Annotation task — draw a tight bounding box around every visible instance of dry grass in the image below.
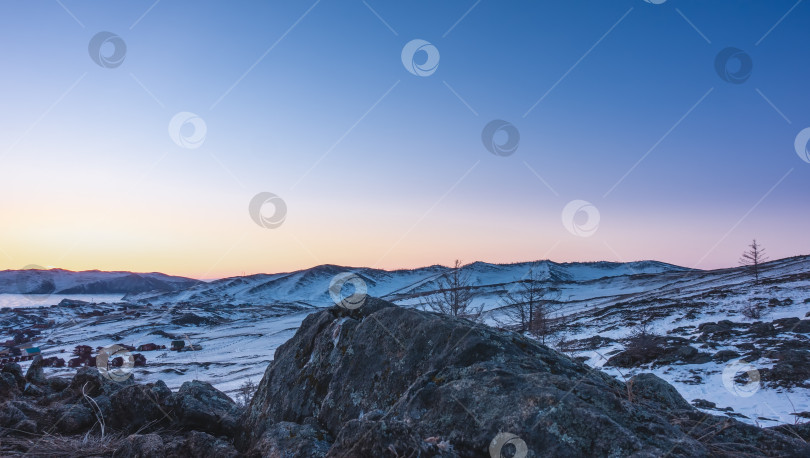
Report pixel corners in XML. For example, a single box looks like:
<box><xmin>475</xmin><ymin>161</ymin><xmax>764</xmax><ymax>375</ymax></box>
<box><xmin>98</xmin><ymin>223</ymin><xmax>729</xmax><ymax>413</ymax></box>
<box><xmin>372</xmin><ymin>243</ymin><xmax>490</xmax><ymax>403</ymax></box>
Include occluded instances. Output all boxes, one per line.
<box><xmin>1</xmin><ymin>432</ymin><xmax>127</xmax><ymax>457</ymax></box>
<box><xmin>669</xmin><ymin>412</ymin><xmax>777</xmax><ymax>458</ymax></box>
<box><xmin>81</xmin><ymin>382</ymin><xmax>106</xmax><ymax>439</ymax></box>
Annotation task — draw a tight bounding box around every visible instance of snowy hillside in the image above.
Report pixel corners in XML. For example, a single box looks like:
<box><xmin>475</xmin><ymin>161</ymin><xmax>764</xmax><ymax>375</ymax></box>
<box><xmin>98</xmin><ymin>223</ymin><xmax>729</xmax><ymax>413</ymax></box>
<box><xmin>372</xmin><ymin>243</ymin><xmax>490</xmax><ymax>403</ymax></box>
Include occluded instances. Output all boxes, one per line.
<box><xmin>0</xmin><ymin>269</ymin><xmax>200</xmax><ymax>295</ymax></box>
<box><xmin>123</xmin><ymin>259</ymin><xmax>686</xmax><ymax>307</ymax></box>
<box><xmin>1</xmin><ymin>256</ymin><xmax>808</xmax><ymax>429</ymax></box>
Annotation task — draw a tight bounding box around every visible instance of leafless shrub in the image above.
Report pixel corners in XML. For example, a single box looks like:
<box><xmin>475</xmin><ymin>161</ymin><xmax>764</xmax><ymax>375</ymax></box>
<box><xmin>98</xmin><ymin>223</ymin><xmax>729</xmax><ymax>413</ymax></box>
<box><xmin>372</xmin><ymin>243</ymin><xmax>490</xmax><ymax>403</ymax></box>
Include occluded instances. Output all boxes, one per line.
<box><xmin>740</xmin><ymin>302</ymin><xmax>762</xmax><ymax>320</ymax></box>
<box><xmin>622</xmin><ymin>319</ymin><xmax>664</xmax><ymax>363</ymax></box>
<box><xmin>236</xmin><ymin>379</ymin><xmax>257</xmax><ymax>407</ymax></box>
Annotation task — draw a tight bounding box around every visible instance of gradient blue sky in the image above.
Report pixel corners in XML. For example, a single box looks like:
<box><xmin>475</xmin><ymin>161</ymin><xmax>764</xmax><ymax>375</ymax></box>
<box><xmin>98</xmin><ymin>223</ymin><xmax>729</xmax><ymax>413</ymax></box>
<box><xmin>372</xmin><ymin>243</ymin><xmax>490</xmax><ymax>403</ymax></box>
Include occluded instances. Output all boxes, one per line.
<box><xmin>1</xmin><ymin>0</ymin><xmax>808</xmax><ymax>278</ymax></box>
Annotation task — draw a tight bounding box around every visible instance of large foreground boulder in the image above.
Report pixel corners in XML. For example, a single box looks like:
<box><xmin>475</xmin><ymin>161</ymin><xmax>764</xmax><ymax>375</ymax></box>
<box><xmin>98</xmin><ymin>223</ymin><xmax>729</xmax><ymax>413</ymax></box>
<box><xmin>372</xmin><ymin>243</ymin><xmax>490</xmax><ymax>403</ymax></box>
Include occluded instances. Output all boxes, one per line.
<box><xmin>239</xmin><ymin>298</ymin><xmax>810</xmax><ymax>457</ymax></box>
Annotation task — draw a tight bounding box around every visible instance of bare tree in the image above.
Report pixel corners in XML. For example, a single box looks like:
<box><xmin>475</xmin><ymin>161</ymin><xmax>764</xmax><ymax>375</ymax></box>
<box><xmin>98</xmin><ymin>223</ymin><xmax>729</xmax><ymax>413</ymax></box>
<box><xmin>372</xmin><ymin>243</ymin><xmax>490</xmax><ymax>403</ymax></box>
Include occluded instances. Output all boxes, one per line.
<box><xmin>421</xmin><ymin>260</ymin><xmax>481</xmax><ymax>320</ymax></box>
<box><xmin>500</xmin><ymin>267</ymin><xmax>559</xmax><ymax>343</ymax></box>
<box><xmin>740</xmin><ymin>239</ymin><xmax>768</xmax><ymax>285</ymax></box>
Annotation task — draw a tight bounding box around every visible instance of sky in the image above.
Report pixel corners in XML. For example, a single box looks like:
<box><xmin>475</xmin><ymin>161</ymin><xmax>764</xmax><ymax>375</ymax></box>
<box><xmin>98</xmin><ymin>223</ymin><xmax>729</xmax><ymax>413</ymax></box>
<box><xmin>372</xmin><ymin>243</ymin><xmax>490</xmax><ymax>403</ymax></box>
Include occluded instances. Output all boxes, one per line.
<box><xmin>0</xmin><ymin>0</ymin><xmax>808</xmax><ymax>279</ymax></box>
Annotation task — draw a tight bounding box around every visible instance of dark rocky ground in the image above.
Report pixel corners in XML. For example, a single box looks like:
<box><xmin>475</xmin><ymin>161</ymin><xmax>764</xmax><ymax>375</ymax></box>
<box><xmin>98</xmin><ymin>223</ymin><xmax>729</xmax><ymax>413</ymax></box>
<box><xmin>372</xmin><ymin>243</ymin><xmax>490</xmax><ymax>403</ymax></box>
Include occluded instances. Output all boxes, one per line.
<box><xmin>550</xmin><ymin>284</ymin><xmax>810</xmax><ymax>424</ymax></box>
<box><xmin>2</xmin><ymin>298</ymin><xmax>809</xmax><ymax>457</ymax></box>
<box><xmin>1</xmin><ymin>359</ymin><xmax>241</xmax><ymax>456</ymax></box>
<box><xmin>601</xmin><ymin>315</ymin><xmax>810</xmax><ymax>389</ymax></box>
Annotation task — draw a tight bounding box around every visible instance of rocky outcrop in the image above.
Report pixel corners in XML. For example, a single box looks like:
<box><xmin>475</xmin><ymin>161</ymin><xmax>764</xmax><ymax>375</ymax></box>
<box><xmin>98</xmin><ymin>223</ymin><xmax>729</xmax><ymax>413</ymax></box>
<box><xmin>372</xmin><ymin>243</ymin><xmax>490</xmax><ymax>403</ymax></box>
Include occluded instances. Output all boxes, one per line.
<box><xmin>25</xmin><ymin>355</ymin><xmax>47</xmax><ymax>385</ymax></box>
<box><xmin>761</xmin><ymin>349</ymin><xmax>810</xmax><ymax>389</ymax></box>
<box><xmin>0</xmin><ymin>364</ymin><xmax>23</xmax><ymax>400</ymax></box>
<box><xmin>239</xmin><ymin>298</ymin><xmax>809</xmax><ymax>457</ymax></box>
<box><xmin>116</xmin><ymin>433</ymin><xmax>166</xmax><ymax>457</ymax></box>
<box><xmin>172</xmin><ymin>380</ymin><xmax>241</xmax><ymax>436</ymax></box>
<box><xmin>248</xmin><ymin>421</ymin><xmax>333</xmax><ymax>457</ymax></box>
<box><xmin>108</xmin><ymin>380</ymin><xmax>173</xmax><ymax>433</ymax></box>
<box><xmin>115</xmin><ymin>431</ymin><xmax>239</xmax><ymax>458</ymax></box>
<box><xmin>604</xmin><ymin>337</ymin><xmax>712</xmax><ymax>368</ymax></box>
<box><xmin>0</xmin><ymin>366</ymin><xmax>239</xmax><ymax>457</ymax></box>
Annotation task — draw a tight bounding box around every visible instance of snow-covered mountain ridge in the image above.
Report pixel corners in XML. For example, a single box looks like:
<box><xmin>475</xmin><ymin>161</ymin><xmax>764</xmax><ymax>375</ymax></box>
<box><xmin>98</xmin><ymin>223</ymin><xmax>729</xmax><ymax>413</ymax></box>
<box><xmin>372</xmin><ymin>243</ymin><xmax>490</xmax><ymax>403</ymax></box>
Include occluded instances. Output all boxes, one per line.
<box><xmin>0</xmin><ymin>269</ymin><xmax>200</xmax><ymax>295</ymax></box>
<box><xmin>123</xmin><ymin>258</ymin><xmax>687</xmax><ymax>307</ymax></box>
